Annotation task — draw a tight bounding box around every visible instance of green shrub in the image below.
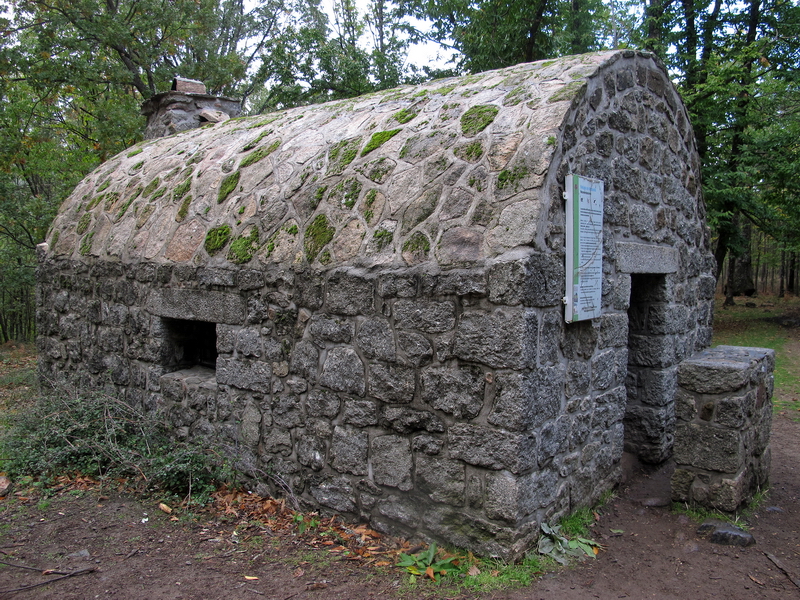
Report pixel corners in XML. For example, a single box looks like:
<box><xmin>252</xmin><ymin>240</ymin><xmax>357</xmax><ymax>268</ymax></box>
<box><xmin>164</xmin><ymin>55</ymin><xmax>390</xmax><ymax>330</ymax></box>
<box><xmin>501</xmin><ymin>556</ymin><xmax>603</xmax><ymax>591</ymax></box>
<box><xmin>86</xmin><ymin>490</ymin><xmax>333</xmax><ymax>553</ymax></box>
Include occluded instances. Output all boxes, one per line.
<box><xmin>0</xmin><ymin>388</ymin><xmax>230</xmax><ymax>503</ymax></box>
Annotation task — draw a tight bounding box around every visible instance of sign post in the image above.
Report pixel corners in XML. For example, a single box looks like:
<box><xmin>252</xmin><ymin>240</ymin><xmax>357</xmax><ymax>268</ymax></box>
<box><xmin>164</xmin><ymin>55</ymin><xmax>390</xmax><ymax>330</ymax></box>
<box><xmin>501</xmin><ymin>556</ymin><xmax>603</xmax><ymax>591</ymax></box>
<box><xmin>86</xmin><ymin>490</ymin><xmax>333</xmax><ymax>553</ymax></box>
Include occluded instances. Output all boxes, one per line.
<box><xmin>565</xmin><ymin>174</ymin><xmax>604</xmax><ymax>323</ymax></box>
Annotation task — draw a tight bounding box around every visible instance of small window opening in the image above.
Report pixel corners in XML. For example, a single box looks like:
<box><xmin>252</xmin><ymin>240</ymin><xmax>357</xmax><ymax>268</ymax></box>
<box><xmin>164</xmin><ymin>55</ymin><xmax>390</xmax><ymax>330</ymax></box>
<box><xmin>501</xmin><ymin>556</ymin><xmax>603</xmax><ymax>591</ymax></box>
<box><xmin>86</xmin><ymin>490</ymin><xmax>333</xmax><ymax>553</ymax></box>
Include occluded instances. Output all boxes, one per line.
<box><xmin>162</xmin><ymin>318</ymin><xmax>217</xmax><ymax>370</ymax></box>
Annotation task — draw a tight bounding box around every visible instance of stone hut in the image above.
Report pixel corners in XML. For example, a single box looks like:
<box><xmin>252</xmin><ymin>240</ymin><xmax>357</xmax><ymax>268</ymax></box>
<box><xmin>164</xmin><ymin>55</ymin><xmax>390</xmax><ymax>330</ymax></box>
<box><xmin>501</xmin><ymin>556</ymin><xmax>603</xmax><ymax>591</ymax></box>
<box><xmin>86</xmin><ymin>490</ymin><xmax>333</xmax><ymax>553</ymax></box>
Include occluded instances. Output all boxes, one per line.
<box><xmin>39</xmin><ymin>50</ymin><xmax>765</xmax><ymax>559</ymax></box>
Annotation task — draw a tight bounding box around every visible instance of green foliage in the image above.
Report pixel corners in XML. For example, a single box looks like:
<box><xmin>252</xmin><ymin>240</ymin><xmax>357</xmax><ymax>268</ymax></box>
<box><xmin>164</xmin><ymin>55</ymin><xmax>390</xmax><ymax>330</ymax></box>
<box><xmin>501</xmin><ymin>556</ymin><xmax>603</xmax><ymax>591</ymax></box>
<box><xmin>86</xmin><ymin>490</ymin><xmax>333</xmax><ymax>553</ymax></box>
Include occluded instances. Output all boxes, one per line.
<box><xmin>218</xmin><ymin>171</ymin><xmax>241</xmax><ymax>204</ymax></box>
<box><xmin>460</xmin><ymin>105</ymin><xmax>499</xmax><ymax>136</ymax></box>
<box><xmin>537</xmin><ymin>522</ymin><xmax>600</xmax><ymax>565</ymax></box>
<box><xmin>304</xmin><ymin>214</ymin><xmax>335</xmax><ymax>261</ymax></box>
<box><xmin>227</xmin><ymin>228</ymin><xmax>259</xmax><ymax>264</ymax></box>
<box><xmin>396</xmin><ymin>543</ymin><xmax>462</xmax><ymax>583</ymax></box>
<box><xmin>0</xmin><ymin>388</ymin><xmax>230</xmax><ymax>503</ymax></box>
<box><xmin>204</xmin><ymin>224</ymin><xmax>232</xmax><ymax>256</ymax></box>
<box><xmin>361</xmin><ymin>129</ymin><xmax>402</xmax><ymax>156</ymax></box>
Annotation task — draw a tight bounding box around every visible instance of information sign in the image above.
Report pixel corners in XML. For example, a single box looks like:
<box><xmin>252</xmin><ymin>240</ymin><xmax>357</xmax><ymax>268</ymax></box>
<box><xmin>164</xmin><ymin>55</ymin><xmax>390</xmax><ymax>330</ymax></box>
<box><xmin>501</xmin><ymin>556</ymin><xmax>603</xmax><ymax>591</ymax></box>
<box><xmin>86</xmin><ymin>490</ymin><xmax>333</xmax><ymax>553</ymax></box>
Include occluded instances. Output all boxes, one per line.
<box><xmin>565</xmin><ymin>174</ymin><xmax>604</xmax><ymax>323</ymax></box>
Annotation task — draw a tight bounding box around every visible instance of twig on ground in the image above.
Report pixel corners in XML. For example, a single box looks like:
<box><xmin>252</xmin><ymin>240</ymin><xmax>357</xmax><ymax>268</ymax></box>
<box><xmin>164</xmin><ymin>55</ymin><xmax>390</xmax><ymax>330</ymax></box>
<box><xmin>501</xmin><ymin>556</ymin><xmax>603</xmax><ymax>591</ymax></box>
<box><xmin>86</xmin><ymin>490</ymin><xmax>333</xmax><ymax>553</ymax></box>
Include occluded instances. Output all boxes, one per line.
<box><xmin>765</xmin><ymin>552</ymin><xmax>800</xmax><ymax>589</ymax></box>
<box><xmin>0</xmin><ymin>566</ymin><xmax>96</xmax><ymax>594</ymax></box>
<box><xmin>0</xmin><ymin>559</ymin><xmax>69</xmax><ymax>575</ymax></box>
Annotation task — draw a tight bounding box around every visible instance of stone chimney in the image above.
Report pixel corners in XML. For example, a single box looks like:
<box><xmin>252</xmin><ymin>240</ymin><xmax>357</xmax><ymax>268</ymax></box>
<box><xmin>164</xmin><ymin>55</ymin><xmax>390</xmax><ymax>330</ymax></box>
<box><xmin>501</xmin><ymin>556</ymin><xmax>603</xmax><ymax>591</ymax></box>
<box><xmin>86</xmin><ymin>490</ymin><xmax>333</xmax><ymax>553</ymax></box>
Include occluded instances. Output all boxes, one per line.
<box><xmin>141</xmin><ymin>77</ymin><xmax>242</xmax><ymax>140</ymax></box>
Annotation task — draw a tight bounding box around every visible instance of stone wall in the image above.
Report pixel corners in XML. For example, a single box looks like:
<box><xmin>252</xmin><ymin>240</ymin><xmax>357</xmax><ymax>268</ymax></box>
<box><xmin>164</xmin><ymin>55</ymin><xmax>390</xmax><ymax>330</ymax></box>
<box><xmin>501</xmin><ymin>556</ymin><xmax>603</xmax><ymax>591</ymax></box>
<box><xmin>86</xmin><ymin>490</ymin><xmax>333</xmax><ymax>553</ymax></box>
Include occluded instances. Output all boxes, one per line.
<box><xmin>671</xmin><ymin>346</ymin><xmax>773</xmax><ymax>511</ymax></box>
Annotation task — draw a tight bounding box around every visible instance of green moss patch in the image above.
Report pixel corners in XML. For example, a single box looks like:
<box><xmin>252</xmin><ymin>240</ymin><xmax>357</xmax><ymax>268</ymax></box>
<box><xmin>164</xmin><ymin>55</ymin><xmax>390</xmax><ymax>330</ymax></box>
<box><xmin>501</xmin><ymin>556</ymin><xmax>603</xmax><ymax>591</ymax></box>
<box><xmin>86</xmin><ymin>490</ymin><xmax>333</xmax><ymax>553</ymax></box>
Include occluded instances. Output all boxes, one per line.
<box><xmin>96</xmin><ymin>179</ymin><xmax>111</xmax><ymax>193</ymax></box>
<box><xmin>402</xmin><ymin>231</ymin><xmax>430</xmax><ymax>255</ymax></box>
<box><xmin>228</xmin><ymin>228</ymin><xmax>259</xmax><ymax>264</ymax></box>
<box><xmin>327</xmin><ymin>137</ymin><xmax>362</xmax><ymax>175</ymax></box>
<box><xmin>311</xmin><ymin>185</ymin><xmax>328</xmax><ymax>210</ymax></box>
<box><xmin>173</xmin><ymin>178</ymin><xmax>192</xmax><ymax>202</ymax></box>
<box><xmin>241</xmin><ymin>129</ymin><xmax>273</xmax><ymax>152</ymax></box>
<box><xmin>331</xmin><ymin>178</ymin><xmax>362</xmax><ymax>209</ymax></box>
<box><xmin>176</xmin><ymin>195</ymin><xmax>193</xmax><ymax>222</ymax></box>
<box><xmin>460</xmin><ymin>105</ymin><xmax>499</xmax><ymax>136</ymax></box>
<box><xmin>393</xmin><ymin>108</ymin><xmax>418</xmax><ymax>124</ymax></box>
<box><xmin>50</xmin><ymin>230</ymin><xmax>59</xmax><ymax>249</ymax></box>
<box><xmin>361</xmin><ymin>129</ymin><xmax>401</xmax><ymax>157</ymax></box>
<box><xmin>496</xmin><ymin>165</ymin><xmax>529</xmax><ymax>190</ymax></box>
<box><xmin>547</xmin><ymin>81</ymin><xmax>584</xmax><ymax>103</ymax></box>
<box><xmin>455</xmin><ymin>140</ymin><xmax>484</xmax><ymax>162</ymax></box>
<box><xmin>143</xmin><ymin>177</ymin><xmax>160</xmax><ymax>198</ymax></box>
<box><xmin>241</xmin><ymin>139</ymin><xmax>281</xmax><ymax>168</ymax></box>
<box><xmin>218</xmin><ymin>171</ymin><xmax>240</xmax><ymax>204</ymax></box>
<box><xmin>76</xmin><ymin>213</ymin><xmax>91</xmax><ymax>235</ymax></box>
<box><xmin>358</xmin><ymin>157</ymin><xmax>396</xmax><ymax>183</ymax></box>
<box><xmin>115</xmin><ymin>197</ymin><xmax>135</xmax><ymax>221</ymax></box>
<box><xmin>127</xmin><ymin>148</ymin><xmax>143</xmax><ymax>158</ymax></box>
<box><xmin>304</xmin><ymin>214</ymin><xmax>335</xmax><ymax>261</ymax></box>
<box><xmin>103</xmin><ymin>192</ymin><xmax>120</xmax><ymax>211</ymax></box>
<box><xmin>79</xmin><ymin>231</ymin><xmax>94</xmax><ymax>256</ymax></box>
<box><xmin>204</xmin><ymin>224</ymin><xmax>232</xmax><ymax>256</ymax></box>
<box><xmin>373</xmin><ymin>228</ymin><xmax>393</xmax><ymax>250</ymax></box>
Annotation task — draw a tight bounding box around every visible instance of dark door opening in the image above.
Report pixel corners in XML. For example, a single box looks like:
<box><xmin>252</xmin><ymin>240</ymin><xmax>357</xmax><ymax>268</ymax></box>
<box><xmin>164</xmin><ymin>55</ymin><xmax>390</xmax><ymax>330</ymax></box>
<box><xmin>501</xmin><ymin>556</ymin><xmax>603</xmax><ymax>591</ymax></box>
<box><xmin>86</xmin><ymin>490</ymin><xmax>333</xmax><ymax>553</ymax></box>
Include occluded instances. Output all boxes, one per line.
<box><xmin>624</xmin><ymin>274</ymin><xmax>677</xmax><ymax>464</ymax></box>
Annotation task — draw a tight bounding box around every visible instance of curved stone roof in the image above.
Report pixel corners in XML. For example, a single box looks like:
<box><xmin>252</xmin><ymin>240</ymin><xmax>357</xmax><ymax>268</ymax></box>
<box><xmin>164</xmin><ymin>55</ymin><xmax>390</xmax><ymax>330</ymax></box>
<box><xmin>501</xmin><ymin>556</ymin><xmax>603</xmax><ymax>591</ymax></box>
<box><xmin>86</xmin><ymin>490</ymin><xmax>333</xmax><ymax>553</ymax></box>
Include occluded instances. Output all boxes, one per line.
<box><xmin>47</xmin><ymin>50</ymin><xmax>672</xmax><ymax>270</ymax></box>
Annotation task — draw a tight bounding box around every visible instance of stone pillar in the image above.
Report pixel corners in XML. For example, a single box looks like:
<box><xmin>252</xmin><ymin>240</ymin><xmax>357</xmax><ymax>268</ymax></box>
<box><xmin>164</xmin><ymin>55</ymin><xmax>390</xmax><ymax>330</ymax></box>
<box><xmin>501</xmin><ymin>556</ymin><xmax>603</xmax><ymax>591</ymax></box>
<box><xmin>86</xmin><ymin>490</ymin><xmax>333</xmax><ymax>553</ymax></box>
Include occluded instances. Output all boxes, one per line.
<box><xmin>671</xmin><ymin>346</ymin><xmax>774</xmax><ymax>511</ymax></box>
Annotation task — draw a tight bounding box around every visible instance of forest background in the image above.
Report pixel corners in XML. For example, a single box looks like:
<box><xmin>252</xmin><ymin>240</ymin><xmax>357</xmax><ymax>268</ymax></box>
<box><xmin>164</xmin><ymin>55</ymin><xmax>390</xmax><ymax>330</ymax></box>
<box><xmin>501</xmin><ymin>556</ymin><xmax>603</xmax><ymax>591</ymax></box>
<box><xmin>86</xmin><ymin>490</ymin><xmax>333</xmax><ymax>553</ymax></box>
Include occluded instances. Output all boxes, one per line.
<box><xmin>0</xmin><ymin>0</ymin><xmax>798</xmax><ymax>343</ymax></box>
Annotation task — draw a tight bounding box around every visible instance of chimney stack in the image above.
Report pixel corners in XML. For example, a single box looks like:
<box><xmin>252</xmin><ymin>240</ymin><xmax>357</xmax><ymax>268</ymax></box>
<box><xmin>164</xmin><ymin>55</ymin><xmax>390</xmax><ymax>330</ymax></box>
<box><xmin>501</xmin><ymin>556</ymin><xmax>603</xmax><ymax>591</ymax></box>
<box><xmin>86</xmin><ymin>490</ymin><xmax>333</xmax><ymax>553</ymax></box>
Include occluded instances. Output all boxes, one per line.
<box><xmin>141</xmin><ymin>77</ymin><xmax>242</xmax><ymax>139</ymax></box>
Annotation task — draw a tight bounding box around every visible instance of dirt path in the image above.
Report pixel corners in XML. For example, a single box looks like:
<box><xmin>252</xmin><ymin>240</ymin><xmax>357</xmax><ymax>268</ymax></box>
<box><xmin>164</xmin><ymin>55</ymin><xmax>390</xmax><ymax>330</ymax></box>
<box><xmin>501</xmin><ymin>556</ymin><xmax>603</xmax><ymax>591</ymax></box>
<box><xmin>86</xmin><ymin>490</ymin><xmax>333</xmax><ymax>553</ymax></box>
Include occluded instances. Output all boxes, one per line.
<box><xmin>2</xmin><ymin>414</ymin><xmax>799</xmax><ymax>599</ymax></box>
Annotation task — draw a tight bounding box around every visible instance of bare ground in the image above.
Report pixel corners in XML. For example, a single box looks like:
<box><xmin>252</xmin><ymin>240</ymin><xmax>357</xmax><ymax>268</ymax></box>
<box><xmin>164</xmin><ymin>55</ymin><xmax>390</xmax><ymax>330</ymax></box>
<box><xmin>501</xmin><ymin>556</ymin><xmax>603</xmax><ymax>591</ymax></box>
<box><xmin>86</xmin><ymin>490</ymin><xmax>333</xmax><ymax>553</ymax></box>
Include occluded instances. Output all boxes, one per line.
<box><xmin>0</xmin><ymin>412</ymin><xmax>798</xmax><ymax>600</ymax></box>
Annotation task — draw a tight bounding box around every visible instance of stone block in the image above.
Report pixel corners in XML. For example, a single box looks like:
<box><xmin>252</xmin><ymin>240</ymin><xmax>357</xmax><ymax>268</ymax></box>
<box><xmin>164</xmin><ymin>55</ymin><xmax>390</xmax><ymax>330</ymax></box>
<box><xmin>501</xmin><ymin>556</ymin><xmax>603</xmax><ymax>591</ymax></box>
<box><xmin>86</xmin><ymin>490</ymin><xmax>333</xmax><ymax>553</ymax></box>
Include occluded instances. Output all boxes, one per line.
<box><xmin>415</xmin><ymin>455</ymin><xmax>466</xmax><ymax>505</ymax></box>
<box><xmin>448</xmin><ymin>424</ymin><xmax>536</xmax><ymax>473</ymax></box>
<box><xmin>673</xmin><ymin>422</ymin><xmax>743</xmax><ymax>473</ymax></box>
<box><xmin>371</xmin><ymin>435</ymin><xmax>412</xmax><ymax>490</ymax></box>
<box><xmin>309</xmin><ymin>314</ymin><xmax>353</xmax><ymax>345</ymax></box>
<box><xmin>342</xmin><ymin>398</ymin><xmax>379</xmax><ymax>426</ymax></box>
<box><xmin>365</xmin><ymin>362</ymin><xmax>412</xmax><ymax>403</ymax></box>
<box><xmin>355</xmin><ymin>318</ymin><xmax>396</xmax><ymax>360</ymax></box>
<box><xmin>326</xmin><ymin>270</ymin><xmax>375</xmax><ymax>315</ymax></box>
<box><xmin>146</xmin><ymin>288</ymin><xmax>246</xmax><ymax>324</ymax></box>
<box><xmin>381</xmin><ymin>407</ymin><xmax>444</xmax><ymax>433</ymax></box>
<box><xmin>393</xmin><ymin>299</ymin><xmax>456</xmax><ymax>333</ymax></box>
<box><xmin>421</xmin><ymin>365</ymin><xmax>485</xmax><ymax>419</ymax></box>
<box><xmin>216</xmin><ymin>357</ymin><xmax>271</xmax><ymax>393</ymax></box>
<box><xmin>319</xmin><ymin>347</ymin><xmax>365</xmax><ymax>396</ymax></box>
<box><xmin>310</xmin><ymin>477</ymin><xmax>357</xmax><ymax>513</ymax></box>
<box><xmin>330</xmin><ymin>426</ymin><xmax>368</xmax><ymax>475</ymax></box>
<box><xmin>453</xmin><ymin>308</ymin><xmax>537</xmax><ymax>370</ymax></box>
<box><xmin>306</xmin><ymin>389</ymin><xmax>340</xmax><ymax>418</ymax></box>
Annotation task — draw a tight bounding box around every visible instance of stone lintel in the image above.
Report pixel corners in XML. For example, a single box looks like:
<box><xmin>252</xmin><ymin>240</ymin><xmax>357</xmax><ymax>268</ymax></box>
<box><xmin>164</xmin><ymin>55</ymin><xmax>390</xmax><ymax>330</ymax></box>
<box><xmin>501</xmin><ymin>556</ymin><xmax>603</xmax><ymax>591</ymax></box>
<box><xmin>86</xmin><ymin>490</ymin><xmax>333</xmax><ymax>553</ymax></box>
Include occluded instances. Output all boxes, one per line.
<box><xmin>616</xmin><ymin>242</ymin><xmax>678</xmax><ymax>274</ymax></box>
<box><xmin>146</xmin><ymin>288</ymin><xmax>246</xmax><ymax>324</ymax></box>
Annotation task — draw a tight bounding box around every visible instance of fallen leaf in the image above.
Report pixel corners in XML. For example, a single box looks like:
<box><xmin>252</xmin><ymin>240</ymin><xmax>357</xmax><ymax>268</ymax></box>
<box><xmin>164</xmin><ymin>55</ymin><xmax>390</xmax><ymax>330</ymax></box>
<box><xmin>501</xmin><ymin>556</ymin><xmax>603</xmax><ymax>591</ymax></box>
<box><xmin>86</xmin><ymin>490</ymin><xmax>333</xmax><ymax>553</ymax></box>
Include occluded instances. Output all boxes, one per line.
<box><xmin>748</xmin><ymin>574</ymin><xmax>764</xmax><ymax>586</ymax></box>
<box><xmin>490</xmin><ymin>570</ymin><xmax>500</xmax><ymax>577</ymax></box>
<box><xmin>244</xmin><ymin>575</ymin><xmax>259</xmax><ymax>580</ymax></box>
<box><xmin>306</xmin><ymin>582</ymin><xmax>328</xmax><ymax>590</ymax></box>
<box><xmin>293</xmin><ymin>568</ymin><xmax>305</xmax><ymax>578</ymax></box>
<box><xmin>158</xmin><ymin>503</ymin><xmax>172</xmax><ymax>514</ymax></box>
<box><xmin>467</xmin><ymin>565</ymin><xmax>481</xmax><ymax>576</ymax></box>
